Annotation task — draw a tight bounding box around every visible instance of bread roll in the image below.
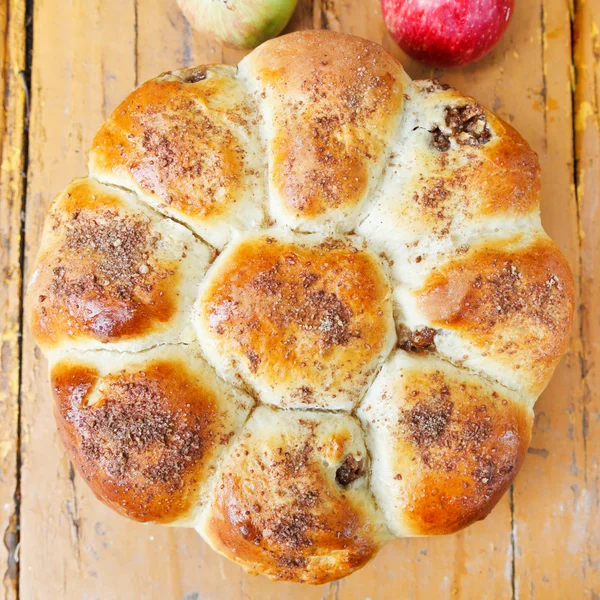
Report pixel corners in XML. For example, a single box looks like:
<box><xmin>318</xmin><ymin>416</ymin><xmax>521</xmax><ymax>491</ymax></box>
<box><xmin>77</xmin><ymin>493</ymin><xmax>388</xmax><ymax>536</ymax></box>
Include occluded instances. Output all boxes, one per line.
<box><xmin>358</xmin><ymin>350</ymin><xmax>532</xmax><ymax>536</ymax></box>
<box><xmin>198</xmin><ymin>406</ymin><xmax>390</xmax><ymax>583</ymax></box>
<box><xmin>50</xmin><ymin>345</ymin><xmax>253</xmax><ymax>525</ymax></box>
<box><xmin>28</xmin><ymin>178</ymin><xmax>211</xmax><ymax>354</ymax></box>
<box><xmin>194</xmin><ymin>230</ymin><xmax>395</xmax><ymax>410</ymax></box>
<box><xmin>239</xmin><ymin>30</ymin><xmax>411</xmax><ymax>232</ymax></box>
<box><xmin>89</xmin><ymin>65</ymin><xmax>266</xmax><ymax>249</ymax></box>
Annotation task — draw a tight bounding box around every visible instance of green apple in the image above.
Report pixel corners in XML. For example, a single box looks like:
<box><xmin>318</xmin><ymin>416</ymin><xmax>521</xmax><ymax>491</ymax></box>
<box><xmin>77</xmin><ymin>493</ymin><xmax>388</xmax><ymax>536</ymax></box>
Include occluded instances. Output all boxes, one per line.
<box><xmin>177</xmin><ymin>0</ymin><xmax>299</xmax><ymax>50</ymax></box>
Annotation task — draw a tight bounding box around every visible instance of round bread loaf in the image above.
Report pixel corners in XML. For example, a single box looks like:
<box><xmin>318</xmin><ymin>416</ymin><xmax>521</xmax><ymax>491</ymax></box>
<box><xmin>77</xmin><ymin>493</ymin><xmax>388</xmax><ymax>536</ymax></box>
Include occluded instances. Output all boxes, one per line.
<box><xmin>27</xmin><ymin>30</ymin><xmax>574</xmax><ymax>584</ymax></box>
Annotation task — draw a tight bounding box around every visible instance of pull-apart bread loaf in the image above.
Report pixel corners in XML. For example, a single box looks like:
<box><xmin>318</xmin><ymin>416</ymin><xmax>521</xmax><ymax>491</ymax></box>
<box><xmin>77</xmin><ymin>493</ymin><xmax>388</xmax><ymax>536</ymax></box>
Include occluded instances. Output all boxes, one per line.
<box><xmin>28</xmin><ymin>30</ymin><xmax>574</xmax><ymax>584</ymax></box>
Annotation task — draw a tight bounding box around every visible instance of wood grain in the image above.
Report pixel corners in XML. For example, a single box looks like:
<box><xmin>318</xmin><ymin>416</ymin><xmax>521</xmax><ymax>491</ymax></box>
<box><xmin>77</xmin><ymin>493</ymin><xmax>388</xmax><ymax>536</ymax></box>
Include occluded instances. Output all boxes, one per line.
<box><xmin>507</xmin><ymin>3</ymin><xmax>585</xmax><ymax>597</ymax></box>
<box><xmin>574</xmin><ymin>0</ymin><xmax>600</xmax><ymax>596</ymax></box>
<box><xmin>0</xmin><ymin>1</ymin><xmax>27</xmax><ymax>599</ymax></box>
<box><xmin>19</xmin><ymin>2</ymin><xmax>139</xmax><ymax>598</ymax></box>
<box><xmin>7</xmin><ymin>0</ymin><xmax>598</xmax><ymax>598</ymax></box>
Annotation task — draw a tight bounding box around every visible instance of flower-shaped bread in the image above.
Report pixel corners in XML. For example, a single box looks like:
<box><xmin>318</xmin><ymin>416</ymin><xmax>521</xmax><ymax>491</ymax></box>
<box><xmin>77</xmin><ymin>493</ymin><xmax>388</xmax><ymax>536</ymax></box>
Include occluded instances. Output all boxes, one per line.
<box><xmin>28</xmin><ymin>30</ymin><xmax>574</xmax><ymax>584</ymax></box>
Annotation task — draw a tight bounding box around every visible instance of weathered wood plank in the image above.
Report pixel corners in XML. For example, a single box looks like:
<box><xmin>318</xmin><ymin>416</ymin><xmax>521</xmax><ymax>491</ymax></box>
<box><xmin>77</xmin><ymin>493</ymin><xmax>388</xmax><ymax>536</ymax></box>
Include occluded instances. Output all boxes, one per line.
<box><xmin>0</xmin><ymin>1</ymin><xmax>27</xmax><ymax>599</ymax></box>
<box><xmin>574</xmin><ymin>0</ymin><xmax>600</xmax><ymax>596</ymax></box>
<box><xmin>19</xmin><ymin>2</ymin><xmax>138</xmax><ymax>599</ymax></box>
<box><xmin>507</xmin><ymin>2</ymin><xmax>586</xmax><ymax>598</ymax></box>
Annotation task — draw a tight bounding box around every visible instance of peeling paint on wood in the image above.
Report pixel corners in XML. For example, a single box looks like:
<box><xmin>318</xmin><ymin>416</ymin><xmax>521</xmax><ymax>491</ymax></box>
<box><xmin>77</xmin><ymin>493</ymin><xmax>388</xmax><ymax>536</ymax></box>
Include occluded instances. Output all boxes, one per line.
<box><xmin>0</xmin><ymin>0</ymin><xmax>27</xmax><ymax>599</ymax></box>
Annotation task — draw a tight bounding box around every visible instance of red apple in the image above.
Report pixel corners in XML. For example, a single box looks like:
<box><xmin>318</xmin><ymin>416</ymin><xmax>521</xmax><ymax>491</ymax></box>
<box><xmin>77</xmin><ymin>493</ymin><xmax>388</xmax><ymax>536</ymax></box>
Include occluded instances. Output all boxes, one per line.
<box><xmin>382</xmin><ymin>0</ymin><xmax>514</xmax><ymax>68</ymax></box>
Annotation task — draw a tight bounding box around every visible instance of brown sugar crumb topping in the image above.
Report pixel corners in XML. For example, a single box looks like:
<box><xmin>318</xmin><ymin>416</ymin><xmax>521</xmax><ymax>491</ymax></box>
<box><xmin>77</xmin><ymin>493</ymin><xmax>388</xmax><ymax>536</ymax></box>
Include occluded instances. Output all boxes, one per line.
<box><xmin>335</xmin><ymin>455</ymin><xmax>365</xmax><ymax>487</ymax></box>
<box><xmin>275</xmin><ymin>50</ymin><xmax>401</xmax><ymax>216</ymax></box>
<box><xmin>471</xmin><ymin>262</ymin><xmax>523</xmax><ymax>322</ymax></box>
<box><xmin>399</xmin><ymin>373</ymin><xmax>519</xmax><ymax>487</ymax></box>
<box><xmin>136</xmin><ymin>111</ymin><xmax>239</xmax><ymax>204</ymax></box>
<box><xmin>293</xmin><ymin>386</ymin><xmax>314</xmax><ymax>403</ymax></box>
<box><xmin>298</xmin><ymin>49</ymin><xmax>395</xmax><ymax>124</ymax></box>
<box><xmin>58</xmin><ymin>209</ymin><xmax>160</xmax><ymax>303</ymax></box>
<box><xmin>404</xmin><ymin>387</ymin><xmax>453</xmax><ymax>449</ymax></box>
<box><xmin>413</xmin><ymin>179</ymin><xmax>449</xmax><ymax>211</ymax></box>
<box><xmin>65</xmin><ymin>365</ymin><xmax>215</xmax><ymax>491</ymax></box>
<box><xmin>279</xmin><ymin>284</ymin><xmax>356</xmax><ymax>348</ymax></box>
<box><xmin>209</xmin><ymin>252</ymin><xmax>360</xmax><ymax>352</ymax></box>
<box><xmin>278</xmin><ymin>113</ymin><xmax>366</xmax><ymax>212</ymax></box>
<box><xmin>249</xmin><ymin>263</ymin><xmax>356</xmax><ymax>347</ymax></box>
<box><xmin>301</xmin><ymin>272</ymin><xmax>320</xmax><ymax>289</ymax></box>
<box><xmin>270</xmin><ymin>512</ymin><xmax>316</xmax><ymax>550</ymax></box>
<box><xmin>279</xmin><ymin>441</ymin><xmax>314</xmax><ymax>477</ymax></box>
<box><xmin>221</xmin><ymin>440</ymin><xmax>326</xmax><ymax>554</ymax></box>
<box><xmin>430</xmin><ymin>104</ymin><xmax>492</xmax><ymax>151</ymax></box>
<box><xmin>276</xmin><ymin>555</ymin><xmax>308</xmax><ymax>570</ymax></box>
<box><xmin>420</xmin><ymin>79</ymin><xmax>452</xmax><ymax>94</ymax></box>
<box><xmin>298</xmin><ymin>289</ymin><xmax>355</xmax><ymax>347</ymax></box>
<box><xmin>400</xmin><ymin>327</ymin><xmax>437</xmax><ymax>353</ymax></box>
<box><xmin>126</xmin><ymin>94</ymin><xmax>245</xmax><ymax>217</ymax></box>
<box><xmin>457</xmin><ymin>259</ymin><xmax>566</xmax><ymax>331</ymax></box>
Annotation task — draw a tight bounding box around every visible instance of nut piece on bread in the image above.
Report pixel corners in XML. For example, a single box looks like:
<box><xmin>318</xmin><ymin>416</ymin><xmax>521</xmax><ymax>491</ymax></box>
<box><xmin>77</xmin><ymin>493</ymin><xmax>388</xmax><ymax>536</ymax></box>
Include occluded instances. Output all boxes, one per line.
<box><xmin>28</xmin><ymin>30</ymin><xmax>574</xmax><ymax>584</ymax></box>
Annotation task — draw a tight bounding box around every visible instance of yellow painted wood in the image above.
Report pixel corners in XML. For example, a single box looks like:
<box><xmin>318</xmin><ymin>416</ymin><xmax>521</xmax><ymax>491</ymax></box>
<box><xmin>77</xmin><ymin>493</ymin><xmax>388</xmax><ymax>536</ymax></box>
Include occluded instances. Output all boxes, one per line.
<box><xmin>574</xmin><ymin>0</ymin><xmax>600</xmax><ymax>596</ymax></box>
<box><xmin>0</xmin><ymin>1</ymin><xmax>27</xmax><ymax>598</ymax></box>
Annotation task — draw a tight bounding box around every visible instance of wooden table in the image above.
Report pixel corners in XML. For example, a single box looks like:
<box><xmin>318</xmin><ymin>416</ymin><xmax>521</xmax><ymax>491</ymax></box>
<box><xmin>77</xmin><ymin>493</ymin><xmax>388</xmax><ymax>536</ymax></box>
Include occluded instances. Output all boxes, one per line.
<box><xmin>0</xmin><ymin>0</ymin><xmax>598</xmax><ymax>598</ymax></box>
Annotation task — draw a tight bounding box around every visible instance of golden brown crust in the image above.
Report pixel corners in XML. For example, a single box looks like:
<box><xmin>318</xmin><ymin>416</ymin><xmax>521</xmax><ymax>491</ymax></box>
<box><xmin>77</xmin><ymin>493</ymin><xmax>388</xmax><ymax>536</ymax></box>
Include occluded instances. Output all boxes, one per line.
<box><xmin>479</xmin><ymin>115</ymin><xmax>541</xmax><ymax>215</ymax></box>
<box><xmin>89</xmin><ymin>65</ymin><xmax>265</xmax><ymax>247</ymax></box>
<box><xmin>196</xmin><ymin>233</ymin><xmax>395</xmax><ymax>409</ymax></box>
<box><xmin>243</xmin><ymin>30</ymin><xmax>407</xmax><ymax>227</ymax></box>
<box><xmin>51</xmin><ymin>350</ymin><xmax>251</xmax><ymax>524</ymax></box>
<box><xmin>91</xmin><ymin>67</ymin><xmax>243</xmax><ymax>218</ymax></box>
<box><xmin>28</xmin><ymin>178</ymin><xmax>204</xmax><ymax>351</ymax></box>
<box><xmin>359</xmin><ymin>351</ymin><xmax>532</xmax><ymax>536</ymax></box>
<box><xmin>416</xmin><ymin>235</ymin><xmax>575</xmax><ymax>396</ymax></box>
<box><xmin>200</xmin><ymin>407</ymin><xmax>389</xmax><ymax>583</ymax></box>
<box><xmin>398</xmin><ymin>370</ymin><xmax>531</xmax><ymax>534</ymax></box>
<box><xmin>415</xmin><ymin>81</ymin><xmax>541</xmax><ymax>218</ymax></box>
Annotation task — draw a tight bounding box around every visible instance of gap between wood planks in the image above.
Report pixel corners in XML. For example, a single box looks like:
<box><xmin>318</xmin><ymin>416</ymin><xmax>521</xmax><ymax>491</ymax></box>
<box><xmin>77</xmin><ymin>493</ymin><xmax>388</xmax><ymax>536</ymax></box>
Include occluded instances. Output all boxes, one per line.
<box><xmin>1</xmin><ymin>0</ymin><xmax>33</xmax><ymax>598</ymax></box>
<box><xmin>571</xmin><ymin>0</ymin><xmax>599</xmax><ymax>591</ymax></box>
<box><xmin>571</xmin><ymin>9</ymin><xmax>588</xmax><ymax>539</ymax></box>
<box><xmin>571</xmin><ymin>0</ymin><xmax>588</xmax><ymax>481</ymax></box>
<box><xmin>4</xmin><ymin>1</ymin><xmax>594</xmax><ymax>598</ymax></box>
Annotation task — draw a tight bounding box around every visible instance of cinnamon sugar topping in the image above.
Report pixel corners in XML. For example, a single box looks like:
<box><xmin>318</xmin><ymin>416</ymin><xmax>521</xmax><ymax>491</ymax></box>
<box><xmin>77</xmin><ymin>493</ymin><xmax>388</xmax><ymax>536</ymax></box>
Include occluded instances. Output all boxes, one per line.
<box><xmin>59</xmin><ymin>209</ymin><xmax>160</xmax><ymax>302</ymax></box>
<box><xmin>66</xmin><ymin>365</ymin><xmax>216</xmax><ymax>491</ymax></box>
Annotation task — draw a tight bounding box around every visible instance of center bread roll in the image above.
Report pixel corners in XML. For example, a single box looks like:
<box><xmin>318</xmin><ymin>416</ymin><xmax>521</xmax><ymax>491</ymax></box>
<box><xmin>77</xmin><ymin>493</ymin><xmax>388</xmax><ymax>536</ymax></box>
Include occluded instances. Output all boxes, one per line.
<box><xmin>194</xmin><ymin>231</ymin><xmax>396</xmax><ymax>411</ymax></box>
